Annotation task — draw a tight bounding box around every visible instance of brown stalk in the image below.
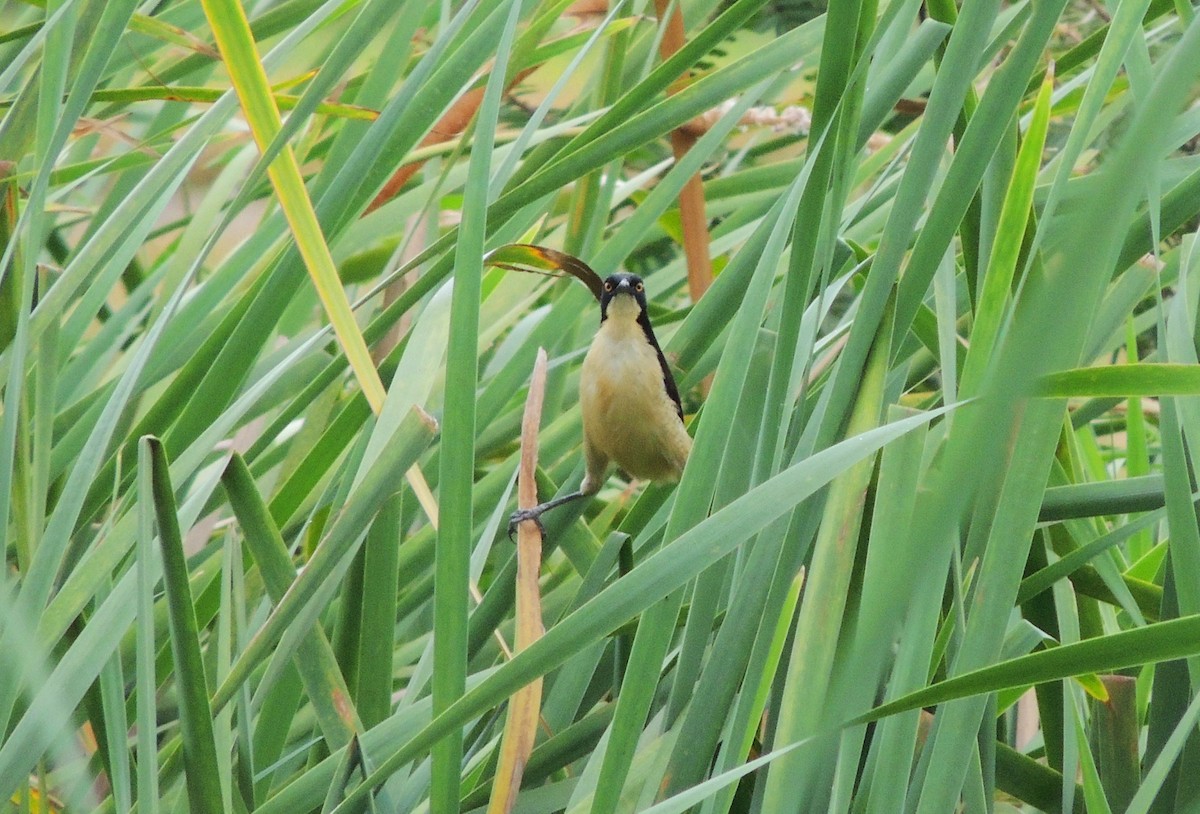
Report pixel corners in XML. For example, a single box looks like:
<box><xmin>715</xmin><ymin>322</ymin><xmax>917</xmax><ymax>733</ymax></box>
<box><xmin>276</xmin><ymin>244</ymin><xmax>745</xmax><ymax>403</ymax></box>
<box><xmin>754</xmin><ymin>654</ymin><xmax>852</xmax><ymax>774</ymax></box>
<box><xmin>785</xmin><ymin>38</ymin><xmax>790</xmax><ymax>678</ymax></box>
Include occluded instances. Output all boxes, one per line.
<box><xmin>654</xmin><ymin>0</ymin><xmax>714</xmax><ymax>302</ymax></box>
<box><xmin>486</xmin><ymin>348</ymin><xmax>549</xmax><ymax>814</ymax></box>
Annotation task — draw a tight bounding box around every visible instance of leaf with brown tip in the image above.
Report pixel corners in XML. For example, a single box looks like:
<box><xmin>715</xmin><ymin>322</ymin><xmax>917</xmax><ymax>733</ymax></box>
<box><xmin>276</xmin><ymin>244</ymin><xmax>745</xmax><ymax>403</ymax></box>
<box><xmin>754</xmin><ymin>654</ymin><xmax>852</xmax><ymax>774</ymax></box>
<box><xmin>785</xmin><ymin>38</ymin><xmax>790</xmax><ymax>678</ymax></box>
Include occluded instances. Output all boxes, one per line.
<box><xmin>484</xmin><ymin>243</ymin><xmax>604</xmax><ymax>302</ymax></box>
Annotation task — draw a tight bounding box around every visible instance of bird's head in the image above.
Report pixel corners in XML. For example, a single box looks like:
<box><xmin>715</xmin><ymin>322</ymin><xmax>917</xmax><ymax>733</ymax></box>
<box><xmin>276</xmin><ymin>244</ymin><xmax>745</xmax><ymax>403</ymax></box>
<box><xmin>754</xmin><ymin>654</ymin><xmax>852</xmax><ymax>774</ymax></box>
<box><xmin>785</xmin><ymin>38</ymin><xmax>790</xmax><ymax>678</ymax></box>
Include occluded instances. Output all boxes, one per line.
<box><xmin>600</xmin><ymin>272</ymin><xmax>647</xmax><ymax>322</ymax></box>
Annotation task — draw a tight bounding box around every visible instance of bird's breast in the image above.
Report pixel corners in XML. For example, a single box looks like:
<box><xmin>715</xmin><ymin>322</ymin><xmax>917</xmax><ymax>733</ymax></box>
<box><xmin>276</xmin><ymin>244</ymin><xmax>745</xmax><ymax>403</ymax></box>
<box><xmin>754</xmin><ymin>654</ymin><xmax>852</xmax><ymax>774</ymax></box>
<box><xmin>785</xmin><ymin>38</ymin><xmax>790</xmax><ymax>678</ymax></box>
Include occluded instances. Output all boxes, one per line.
<box><xmin>580</xmin><ymin>318</ymin><xmax>691</xmax><ymax>482</ymax></box>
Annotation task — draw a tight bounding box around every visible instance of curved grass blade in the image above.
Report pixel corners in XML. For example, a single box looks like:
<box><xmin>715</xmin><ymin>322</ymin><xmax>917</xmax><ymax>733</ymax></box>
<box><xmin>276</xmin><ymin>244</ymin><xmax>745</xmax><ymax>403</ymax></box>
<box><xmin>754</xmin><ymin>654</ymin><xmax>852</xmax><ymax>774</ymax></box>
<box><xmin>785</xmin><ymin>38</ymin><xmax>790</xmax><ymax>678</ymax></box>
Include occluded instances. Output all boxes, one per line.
<box><xmin>855</xmin><ymin>614</ymin><xmax>1200</xmax><ymax>726</ymax></box>
<box><xmin>484</xmin><ymin>243</ymin><xmax>605</xmax><ymax>302</ymax></box>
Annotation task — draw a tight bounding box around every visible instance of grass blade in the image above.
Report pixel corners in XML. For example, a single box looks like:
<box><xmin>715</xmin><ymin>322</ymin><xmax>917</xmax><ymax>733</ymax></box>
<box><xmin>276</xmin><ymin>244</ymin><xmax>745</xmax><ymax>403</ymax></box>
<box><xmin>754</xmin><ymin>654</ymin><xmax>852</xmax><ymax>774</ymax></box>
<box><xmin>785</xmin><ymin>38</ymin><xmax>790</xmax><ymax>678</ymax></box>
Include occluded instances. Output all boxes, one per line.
<box><xmin>142</xmin><ymin>437</ymin><xmax>224</xmax><ymax>814</ymax></box>
<box><xmin>961</xmin><ymin>65</ymin><xmax>1054</xmax><ymax>396</ymax></box>
<box><xmin>199</xmin><ymin>0</ymin><xmax>386</xmax><ymax>412</ymax></box>
<box><xmin>857</xmin><ymin>614</ymin><xmax>1200</xmax><ymax>725</ymax></box>
<box><xmin>221</xmin><ymin>453</ymin><xmax>360</xmax><ymax>747</ymax></box>
<box><xmin>433</xmin><ymin>1</ymin><xmax>522</xmax><ymax>808</ymax></box>
<box><xmin>136</xmin><ymin>442</ymin><xmax>161</xmax><ymax>814</ymax></box>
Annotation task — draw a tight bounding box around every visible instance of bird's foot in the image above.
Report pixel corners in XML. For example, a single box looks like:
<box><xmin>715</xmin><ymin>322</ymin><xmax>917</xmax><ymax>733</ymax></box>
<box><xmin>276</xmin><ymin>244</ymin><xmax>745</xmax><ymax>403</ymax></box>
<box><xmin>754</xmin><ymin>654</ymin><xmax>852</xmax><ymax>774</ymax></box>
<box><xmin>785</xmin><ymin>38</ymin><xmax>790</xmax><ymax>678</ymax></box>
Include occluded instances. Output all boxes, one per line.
<box><xmin>507</xmin><ymin>508</ymin><xmax>546</xmax><ymax>542</ymax></box>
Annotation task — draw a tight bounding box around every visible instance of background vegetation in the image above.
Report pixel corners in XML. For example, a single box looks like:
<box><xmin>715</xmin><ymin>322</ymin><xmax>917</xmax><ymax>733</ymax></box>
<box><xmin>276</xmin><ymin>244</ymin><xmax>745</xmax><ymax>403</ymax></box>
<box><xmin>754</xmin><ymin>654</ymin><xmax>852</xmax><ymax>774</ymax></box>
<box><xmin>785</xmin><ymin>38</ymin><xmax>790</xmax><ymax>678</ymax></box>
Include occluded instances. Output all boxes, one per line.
<box><xmin>3</xmin><ymin>0</ymin><xmax>1200</xmax><ymax>811</ymax></box>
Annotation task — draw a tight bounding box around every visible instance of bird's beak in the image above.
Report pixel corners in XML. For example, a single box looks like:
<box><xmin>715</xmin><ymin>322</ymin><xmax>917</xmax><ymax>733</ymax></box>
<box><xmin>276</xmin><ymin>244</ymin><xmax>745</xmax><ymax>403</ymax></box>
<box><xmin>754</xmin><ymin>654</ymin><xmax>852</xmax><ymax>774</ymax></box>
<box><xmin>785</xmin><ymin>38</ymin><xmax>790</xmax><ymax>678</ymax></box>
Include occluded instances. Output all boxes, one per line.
<box><xmin>614</xmin><ymin>278</ymin><xmax>633</xmax><ymax>294</ymax></box>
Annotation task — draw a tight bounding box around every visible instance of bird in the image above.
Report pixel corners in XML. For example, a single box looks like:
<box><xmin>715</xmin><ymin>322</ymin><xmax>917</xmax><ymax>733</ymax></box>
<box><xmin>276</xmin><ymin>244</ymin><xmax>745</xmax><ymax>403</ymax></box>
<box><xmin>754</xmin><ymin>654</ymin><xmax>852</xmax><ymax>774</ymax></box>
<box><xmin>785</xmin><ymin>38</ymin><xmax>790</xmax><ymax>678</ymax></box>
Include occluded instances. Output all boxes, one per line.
<box><xmin>509</xmin><ymin>271</ymin><xmax>692</xmax><ymax>537</ymax></box>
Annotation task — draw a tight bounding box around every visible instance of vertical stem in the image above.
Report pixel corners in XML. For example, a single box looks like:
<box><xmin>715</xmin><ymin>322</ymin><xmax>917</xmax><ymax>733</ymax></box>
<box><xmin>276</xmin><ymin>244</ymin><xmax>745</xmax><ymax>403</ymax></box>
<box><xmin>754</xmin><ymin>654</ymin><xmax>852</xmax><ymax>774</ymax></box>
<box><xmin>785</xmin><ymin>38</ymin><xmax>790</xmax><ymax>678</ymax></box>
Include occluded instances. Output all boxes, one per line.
<box><xmin>654</xmin><ymin>0</ymin><xmax>714</xmax><ymax>301</ymax></box>
<box><xmin>487</xmin><ymin>349</ymin><xmax>548</xmax><ymax>814</ymax></box>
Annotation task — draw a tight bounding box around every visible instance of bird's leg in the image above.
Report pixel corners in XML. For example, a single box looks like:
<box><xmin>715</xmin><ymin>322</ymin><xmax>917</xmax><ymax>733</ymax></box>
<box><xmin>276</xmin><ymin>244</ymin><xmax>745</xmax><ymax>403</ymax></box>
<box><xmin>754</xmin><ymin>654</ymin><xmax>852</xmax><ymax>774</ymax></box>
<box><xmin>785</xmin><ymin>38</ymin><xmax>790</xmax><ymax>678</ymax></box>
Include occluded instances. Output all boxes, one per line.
<box><xmin>508</xmin><ymin>490</ymin><xmax>588</xmax><ymax>540</ymax></box>
<box><xmin>509</xmin><ymin>442</ymin><xmax>606</xmax><ymax>541</ymax></box>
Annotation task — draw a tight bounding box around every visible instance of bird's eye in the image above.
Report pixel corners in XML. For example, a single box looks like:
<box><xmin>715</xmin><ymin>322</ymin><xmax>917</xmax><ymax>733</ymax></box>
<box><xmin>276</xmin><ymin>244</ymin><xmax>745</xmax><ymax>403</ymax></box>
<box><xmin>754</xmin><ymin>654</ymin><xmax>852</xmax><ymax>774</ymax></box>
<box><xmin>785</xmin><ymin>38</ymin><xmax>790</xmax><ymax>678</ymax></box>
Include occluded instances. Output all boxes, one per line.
<box><xmin>635</xmin><ymin>282</ymin><xmax>644</xmax><ymax>292</ymax></box>
<box><xmin>604</xmin><ymin>281</ymin><xmax>613</xmax><ymax>292</ymax></box>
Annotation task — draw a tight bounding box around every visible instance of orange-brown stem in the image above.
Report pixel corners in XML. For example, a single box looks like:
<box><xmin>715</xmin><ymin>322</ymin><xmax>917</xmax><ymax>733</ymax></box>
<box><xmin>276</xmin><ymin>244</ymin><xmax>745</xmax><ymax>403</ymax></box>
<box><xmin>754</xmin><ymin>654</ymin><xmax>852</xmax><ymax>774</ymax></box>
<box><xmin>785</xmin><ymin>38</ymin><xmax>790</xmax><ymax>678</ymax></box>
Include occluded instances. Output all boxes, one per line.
<box><xmin>654</xmin><ymin>0</ymin><xmax>714</xmax><ymax>302</ymax></box>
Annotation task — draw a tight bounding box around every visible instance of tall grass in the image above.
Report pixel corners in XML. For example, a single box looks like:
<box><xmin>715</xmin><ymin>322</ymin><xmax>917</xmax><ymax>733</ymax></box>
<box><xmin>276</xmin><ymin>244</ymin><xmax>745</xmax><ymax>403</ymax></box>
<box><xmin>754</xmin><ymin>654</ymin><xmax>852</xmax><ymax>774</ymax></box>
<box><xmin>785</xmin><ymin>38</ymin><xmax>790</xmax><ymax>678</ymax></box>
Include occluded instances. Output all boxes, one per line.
<box><xmin>2</xmin><ymin>0</ymin><xmax>1200</xmax><ymax>811</ymax></box>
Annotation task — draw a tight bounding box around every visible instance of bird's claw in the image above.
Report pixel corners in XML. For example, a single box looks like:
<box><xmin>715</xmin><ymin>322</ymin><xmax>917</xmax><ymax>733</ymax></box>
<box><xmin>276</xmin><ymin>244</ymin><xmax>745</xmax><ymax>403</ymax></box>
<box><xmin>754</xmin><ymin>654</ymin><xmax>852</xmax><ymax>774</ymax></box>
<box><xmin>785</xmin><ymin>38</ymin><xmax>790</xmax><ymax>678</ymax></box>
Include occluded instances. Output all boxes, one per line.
<box><xmin>507</xmin><ymin>509</ymin><xmax>546</xmax><ymax>542</ymax></box>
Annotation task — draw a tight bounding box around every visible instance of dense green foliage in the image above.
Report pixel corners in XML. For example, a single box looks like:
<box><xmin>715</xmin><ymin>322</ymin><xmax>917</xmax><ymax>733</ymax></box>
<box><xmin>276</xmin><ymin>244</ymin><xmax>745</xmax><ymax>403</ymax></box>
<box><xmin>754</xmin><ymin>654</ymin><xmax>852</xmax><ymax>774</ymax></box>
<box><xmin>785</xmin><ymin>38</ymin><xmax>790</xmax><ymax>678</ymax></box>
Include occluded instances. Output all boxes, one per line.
<box><xmin>3</xmin><ymin>0</ymin><xmax>1200</xmax><ymax>811</ymax></box>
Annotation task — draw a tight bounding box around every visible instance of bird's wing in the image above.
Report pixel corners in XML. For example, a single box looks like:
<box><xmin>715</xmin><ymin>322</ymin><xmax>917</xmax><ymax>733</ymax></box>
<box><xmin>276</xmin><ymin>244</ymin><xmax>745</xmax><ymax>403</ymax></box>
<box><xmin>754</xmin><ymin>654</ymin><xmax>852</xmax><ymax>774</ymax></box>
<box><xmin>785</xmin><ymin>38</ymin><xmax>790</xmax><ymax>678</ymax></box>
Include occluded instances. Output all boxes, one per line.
<box><xmin>637</xmin><ymin>312</ymin><xmax>684</xmax><ymax>421</ymax></box>
<box><xmin>656</xmin><ymin>350</ymin><xmax>685</xmax><ymax>421</ymax></box>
